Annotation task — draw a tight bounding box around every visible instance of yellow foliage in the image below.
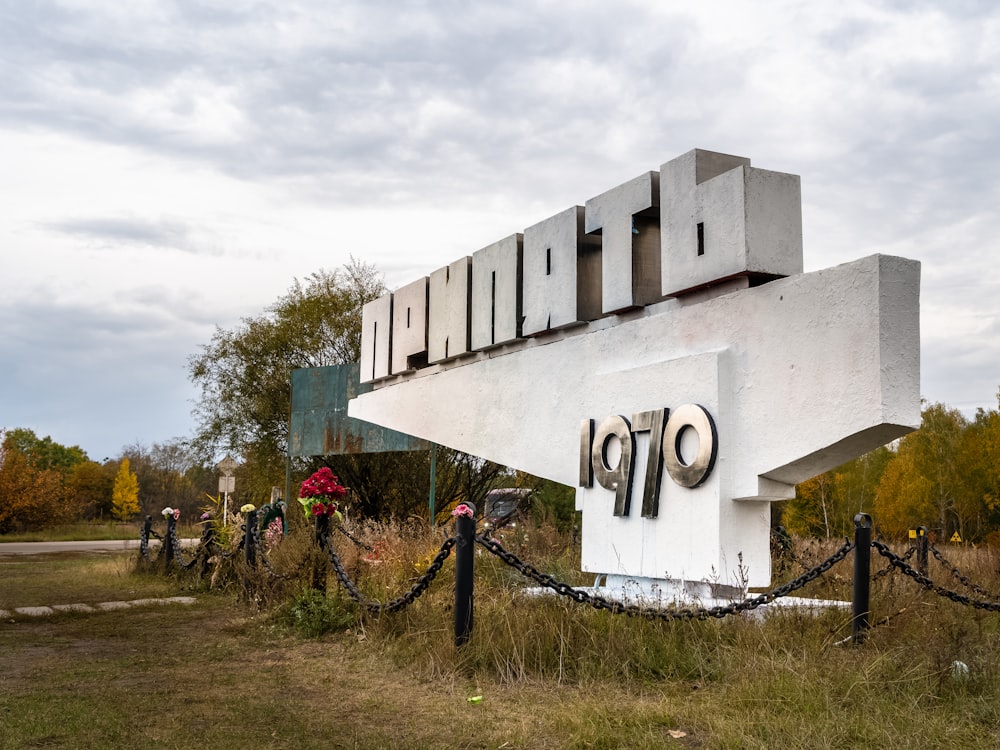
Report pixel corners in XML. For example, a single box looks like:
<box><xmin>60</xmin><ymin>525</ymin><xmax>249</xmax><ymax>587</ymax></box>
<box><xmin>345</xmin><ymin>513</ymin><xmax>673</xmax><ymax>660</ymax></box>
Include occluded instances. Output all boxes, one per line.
<box><xmin>111</xmin><ymin>457</ymin><xmax>141</xmax><ymax>521</ymax></box>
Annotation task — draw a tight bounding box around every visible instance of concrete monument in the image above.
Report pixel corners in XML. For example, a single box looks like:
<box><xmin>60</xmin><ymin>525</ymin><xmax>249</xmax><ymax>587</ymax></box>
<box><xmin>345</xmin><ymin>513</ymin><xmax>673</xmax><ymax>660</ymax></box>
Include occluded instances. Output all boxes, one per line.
<box><xmin>350</xmin><ymin>148</ymin><xmax>920</xmax><ymax>599</ymax></box>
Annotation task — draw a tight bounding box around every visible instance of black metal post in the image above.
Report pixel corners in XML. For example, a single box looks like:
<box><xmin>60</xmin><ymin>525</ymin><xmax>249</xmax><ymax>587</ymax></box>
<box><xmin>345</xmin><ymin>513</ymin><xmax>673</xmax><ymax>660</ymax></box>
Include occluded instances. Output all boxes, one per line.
<box><xmin>244</xmin><ymin>510</ymin><xmax>258</xmax><ymax>567</ymax></box>
<box><xmin>454</xmin><ymin>503</ymin><xmax>476</xmax><ymax>647</ymax></box>
<box><xmin>199</xmin><ymin>521</ymin><xmax>215</xmax><ymax>578</ymax></box>
<box><xmin>140</xmin><ymin>515</ymin><xmax>152</xmax><ymax>557</ymax></box>
<box><xmin>852</xmin><ymin>513</ymin><xmax>872</xmax><ymax>644</ymax></box>
<box><xmin>165</xmin><ymin>515</ymin><xmax>176</xmax><ymax>567</ymax></box>
<box><xmin>916</xmin><ymin>526</ymin><xmax>928</xmax><ymax>576</ymax></box>
<box><xmin>312</xmin><ymin>514</ymin><xmax>330</xmax><ymax>591</ymax></box>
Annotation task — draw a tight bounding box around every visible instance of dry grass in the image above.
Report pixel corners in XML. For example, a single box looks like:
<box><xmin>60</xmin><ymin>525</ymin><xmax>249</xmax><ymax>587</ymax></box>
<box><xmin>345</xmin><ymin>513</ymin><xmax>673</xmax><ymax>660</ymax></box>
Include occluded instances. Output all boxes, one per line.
<box><xmin>2</xmin><ymin>530</ymin><xmax>1000</xmax><ymax>748</ymax></box>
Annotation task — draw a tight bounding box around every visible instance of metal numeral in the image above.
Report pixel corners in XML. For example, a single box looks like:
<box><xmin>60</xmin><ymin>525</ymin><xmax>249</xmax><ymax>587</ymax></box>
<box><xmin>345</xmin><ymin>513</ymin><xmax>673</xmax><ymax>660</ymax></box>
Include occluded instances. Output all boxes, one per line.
<box><xmin>580</xmin><ymin>404</ymin><xmax>717</xmax><ymax>516</ymax></box>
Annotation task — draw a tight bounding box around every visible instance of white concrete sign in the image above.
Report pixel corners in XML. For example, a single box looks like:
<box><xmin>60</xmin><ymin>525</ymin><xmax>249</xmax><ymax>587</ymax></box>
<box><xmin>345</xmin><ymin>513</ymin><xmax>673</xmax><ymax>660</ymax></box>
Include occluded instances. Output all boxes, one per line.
<box><xmin>349</xmin><ymin>148</ymin><xmax>920</xmax><ymax>595</ymax></box>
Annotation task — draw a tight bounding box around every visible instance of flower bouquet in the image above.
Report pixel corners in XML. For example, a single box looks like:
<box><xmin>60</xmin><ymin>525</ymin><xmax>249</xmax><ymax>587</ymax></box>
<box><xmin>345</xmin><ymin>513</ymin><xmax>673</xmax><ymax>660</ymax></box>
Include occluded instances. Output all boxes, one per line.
<box><xmin>297</xmin><ymin>467</ymin><xmax>347</xmax><ymax>521</ymax></box>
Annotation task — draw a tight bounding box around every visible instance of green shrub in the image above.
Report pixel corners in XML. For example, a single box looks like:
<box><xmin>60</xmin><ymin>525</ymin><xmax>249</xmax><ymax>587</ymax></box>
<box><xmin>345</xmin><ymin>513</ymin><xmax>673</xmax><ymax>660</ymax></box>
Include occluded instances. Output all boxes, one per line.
<box><xmin>282</xmin><ymin>588</ymin><xmax>356</xmax><ymax>638</ymax></box>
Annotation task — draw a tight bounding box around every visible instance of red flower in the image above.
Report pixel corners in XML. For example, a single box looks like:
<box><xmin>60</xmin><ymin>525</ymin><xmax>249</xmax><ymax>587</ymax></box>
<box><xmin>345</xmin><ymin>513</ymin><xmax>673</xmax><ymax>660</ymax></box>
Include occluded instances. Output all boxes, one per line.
<box><xmin>299</xmin><ymin>467</ymin><xmax>347</xmax><ymax>500</ymax></box>
<box><xmin>311</xmin><ymin>503</ymin><xmax>326</xmax><ymax>516</ymax></box>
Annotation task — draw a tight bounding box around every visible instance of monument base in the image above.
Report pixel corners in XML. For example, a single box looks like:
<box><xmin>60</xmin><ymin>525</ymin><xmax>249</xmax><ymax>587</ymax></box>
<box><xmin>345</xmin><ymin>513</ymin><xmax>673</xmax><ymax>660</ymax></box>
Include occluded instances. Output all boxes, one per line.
<box><xmin>595</xmin><ymin>574</ymin><xmax>746</xmax><ymax>604</ymax></box>
<box><xmin>525</xmin><ymin>575</ymin><xmax>850</xmax><ymax>619</ymax></box>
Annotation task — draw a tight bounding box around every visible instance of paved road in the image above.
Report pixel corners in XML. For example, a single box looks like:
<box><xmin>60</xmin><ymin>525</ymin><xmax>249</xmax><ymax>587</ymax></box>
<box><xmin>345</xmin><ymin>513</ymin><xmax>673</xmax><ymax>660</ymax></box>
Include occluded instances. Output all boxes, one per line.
<box><xmin>0</xmin><ymin>539</ymin><xmax>198</xmax><ymax>556</ymax></box>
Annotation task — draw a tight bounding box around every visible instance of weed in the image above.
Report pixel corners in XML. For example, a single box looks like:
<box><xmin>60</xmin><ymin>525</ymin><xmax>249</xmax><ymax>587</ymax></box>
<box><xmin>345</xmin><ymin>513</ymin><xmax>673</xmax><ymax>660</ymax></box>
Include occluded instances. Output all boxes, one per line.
<box><xmin>279</xmin><ymin>588</ymin><xmax>357</xmax><ymax>638</ymax></box>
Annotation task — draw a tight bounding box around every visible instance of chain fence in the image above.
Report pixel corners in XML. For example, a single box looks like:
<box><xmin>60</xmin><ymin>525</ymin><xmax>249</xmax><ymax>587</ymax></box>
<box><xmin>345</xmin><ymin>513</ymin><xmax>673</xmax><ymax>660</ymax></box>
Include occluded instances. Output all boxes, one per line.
<box><xmin>475</xmin><ymin>532</ymin><xmax>855</xmax><ymax>621</ymax></box>
<box><xmin>928</xmin><ymin>543</ymin><xmax>1000</xmax><ymax>600</ymax></box>
<box><xmin>318</xmin><ymin>523</ymin><xmax>456</xmax><ymax>614</ymax></box>
<box><xmin>871</xmin><ymin>539</ymin><xmax>1000</xmax><ymax>613</ymax></box>
<box><xmin>138</xmin><ymin>507</ymin><xmax>1000</xmax><ymax>646</ymax></box>
<box><xmin>872</xmin><ymin>543</ymin><xmax>916</xmax><ymax>581</ymax></box>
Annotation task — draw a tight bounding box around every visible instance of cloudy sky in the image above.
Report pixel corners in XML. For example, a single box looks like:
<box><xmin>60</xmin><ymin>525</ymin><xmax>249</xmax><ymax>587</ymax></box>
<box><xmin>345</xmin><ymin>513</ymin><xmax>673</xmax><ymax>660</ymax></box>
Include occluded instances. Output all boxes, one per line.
<box><xmin>1</xmin><ymin>0</ymin><xmax>998</xmax><ymax>462</ymax></box>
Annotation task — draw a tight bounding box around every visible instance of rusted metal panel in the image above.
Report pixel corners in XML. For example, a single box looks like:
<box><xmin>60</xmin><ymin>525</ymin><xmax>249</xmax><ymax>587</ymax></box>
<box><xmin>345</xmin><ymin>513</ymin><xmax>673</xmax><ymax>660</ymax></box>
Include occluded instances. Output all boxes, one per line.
<box><xmin>289</xmin><ymin>364</ymin><xmax>428</xmax><ymax>457</ymax></box>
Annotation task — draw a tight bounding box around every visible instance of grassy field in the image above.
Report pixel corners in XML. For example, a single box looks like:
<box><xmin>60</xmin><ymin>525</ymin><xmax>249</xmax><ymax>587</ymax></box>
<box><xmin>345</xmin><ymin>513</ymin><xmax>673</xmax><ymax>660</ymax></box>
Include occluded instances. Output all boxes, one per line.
<box><xmin>2</xmin><ymin>528</ymin><xmax>1000</xmax><ymax>749</ymax></box>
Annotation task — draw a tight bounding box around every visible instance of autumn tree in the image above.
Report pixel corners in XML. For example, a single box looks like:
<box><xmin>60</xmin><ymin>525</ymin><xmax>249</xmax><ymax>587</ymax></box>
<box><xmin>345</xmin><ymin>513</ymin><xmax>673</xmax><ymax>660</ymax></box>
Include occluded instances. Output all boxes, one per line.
<box><xmin>67</xmin><ymin>460</ymin><xmax>116</xmax><ymax>520</ymax></box>
<box><xmin>116</xmin><ymin>440</ymin><xmax>206</xmax><ymax>518</ymax></box>
<box><xmin>873</xmin><ymin>400</ymin><xmax>997</xmax><ymax>541</ymax></box>
<box><xmin>781</xmin><ymin>448</ymin><xmax>891</xmax><ymax>539</ymax></box>
<box><xmin>0</xmin><ymin>429</ymin><xmax>84</xmax><ymax>532</ymax></box>
<box><xmin>783</xmin><ymin>472</ymin><xmax>835</xmax><ymax>538</ymax></box>
<box><xmin>111</xmin><ymin>457</ymin><xmax>140</xmax><ymax>521</ymax></box>
<box><xmin>959</xmin><ymin>398</ymin><xmax>1000</xmax><ymax>537</ymax></box>
<box><xmin>874</xmin><ymin>440</ymin><xmax>934</xmax><ymax>538</ymax></box>
<box><xmin>0</xmin><ymin>438</ymin><xmax>70</xmax><ymax>533</ymax></box>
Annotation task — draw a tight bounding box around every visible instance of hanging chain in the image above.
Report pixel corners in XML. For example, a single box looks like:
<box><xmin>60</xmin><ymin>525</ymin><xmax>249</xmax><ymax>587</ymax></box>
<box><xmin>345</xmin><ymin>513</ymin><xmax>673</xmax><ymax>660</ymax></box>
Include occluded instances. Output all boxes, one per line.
<box><xmin>928</xmin><ymin>543</ymin><xmax>999</xmax><ymax>600</ymax></box>
<box><xmin>322</xmin><ymin>526</ymin><xmax>456</xmax><ymax>614</ymax></box>
<box><xmin>475</xmin><ymin>533</ymin><xmax>855</xmax><ymax>621</ymax></box>
<box><xmin>872</xmin><ymin>544</ymin><xmax>916</xmax><ymax>580</ymax></box>
<box><xmin>334</xmin><ymin>523</ymin><xmax>374</xmax><ymax>552</ymax></box>
<box><xmin>139</xmin><ymin>524</ymin><xmax>153</xmax><ymax>562</ymax></box>
<box><xmin>871</xmin><ymin>540</ymin><xmax>1000</xmax><ymax>611</ymax></box>
<box><xmin>255</xmin><ymin>520</ymin><xmax>292</xmax><ymax>580</ymax></box>
<box><xmin>168</xmin><ymin>522</ymin><xmax>190</xmax><ymax>568</ymax></box>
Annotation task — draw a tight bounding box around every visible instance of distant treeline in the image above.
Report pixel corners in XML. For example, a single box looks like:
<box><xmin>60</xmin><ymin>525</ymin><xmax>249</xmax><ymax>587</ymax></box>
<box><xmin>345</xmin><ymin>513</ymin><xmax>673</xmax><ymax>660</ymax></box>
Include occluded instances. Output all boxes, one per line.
<box><xmin>782</xmin><ymin>396</ymin><xmax>1000</xmax><ymax>543</ymax></box>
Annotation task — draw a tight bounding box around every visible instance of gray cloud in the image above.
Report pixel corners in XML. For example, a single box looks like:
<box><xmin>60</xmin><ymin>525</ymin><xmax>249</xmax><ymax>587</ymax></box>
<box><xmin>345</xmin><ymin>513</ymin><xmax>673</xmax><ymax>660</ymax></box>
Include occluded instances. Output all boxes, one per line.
<box><xmin>0</xmin><ymin>296</ymin><xmax>212</xmax><ymax>460</ymax></box>
<box><xmin>2</xmin><ymin>0</ymin><xmax>1000</xmax><ymax>457</ymax></box>
<box><xmin>43</xmin><ymin>216</ymin><xmax>208</xmax><ymax>252</ymax></box>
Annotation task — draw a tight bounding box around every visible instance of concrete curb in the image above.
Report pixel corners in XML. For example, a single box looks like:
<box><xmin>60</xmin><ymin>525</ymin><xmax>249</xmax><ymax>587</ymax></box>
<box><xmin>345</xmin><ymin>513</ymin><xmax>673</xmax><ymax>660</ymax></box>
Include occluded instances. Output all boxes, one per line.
<box><xmin>2</xmin><ymin>596</ymin><xmax>197</xmax><ymax>620</ymax></box>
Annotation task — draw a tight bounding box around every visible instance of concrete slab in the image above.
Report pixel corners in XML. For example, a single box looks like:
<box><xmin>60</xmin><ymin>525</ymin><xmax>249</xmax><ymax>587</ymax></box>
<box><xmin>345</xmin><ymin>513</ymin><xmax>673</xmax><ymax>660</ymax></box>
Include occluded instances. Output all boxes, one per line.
<box><xmin>14</xmin><ymin>606</ymin><xmax>55</xmax><ymax>616</ymax></box>
<box><xmin>164</xmin><ymin>597</ymin><xmax>197</xmax><ymax>605</ymax></box>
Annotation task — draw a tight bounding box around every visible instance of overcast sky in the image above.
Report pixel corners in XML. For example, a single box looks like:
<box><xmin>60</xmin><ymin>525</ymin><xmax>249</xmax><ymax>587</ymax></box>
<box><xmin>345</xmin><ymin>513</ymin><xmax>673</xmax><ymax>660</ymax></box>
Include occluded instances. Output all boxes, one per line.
<box><xmin>1</xmin><ymin>0</ymin><xmax>998</xmax><ymax>462</ymax></box>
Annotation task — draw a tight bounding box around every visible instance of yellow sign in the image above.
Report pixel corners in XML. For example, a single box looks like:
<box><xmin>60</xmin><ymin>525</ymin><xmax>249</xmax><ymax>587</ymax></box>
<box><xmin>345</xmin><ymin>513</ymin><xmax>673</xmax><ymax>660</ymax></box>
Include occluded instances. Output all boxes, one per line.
<box><xmin>908</xmin><ymin>529</ymin><xmax>917</xmax><ymax>539</ymax></box>
<box><xmin>950</xmin><ymin>531</ymin><xmax>962</xmax><ymax>543</ymax></box>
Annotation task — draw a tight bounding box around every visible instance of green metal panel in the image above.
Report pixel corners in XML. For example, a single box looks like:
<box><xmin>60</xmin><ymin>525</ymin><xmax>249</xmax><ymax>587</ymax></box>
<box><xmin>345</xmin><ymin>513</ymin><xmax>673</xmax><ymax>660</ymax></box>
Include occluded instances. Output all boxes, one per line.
<box><xmin>288</xmin><ymin>364</ymin><xmax>428</xmax><ymax>456</ymax></box>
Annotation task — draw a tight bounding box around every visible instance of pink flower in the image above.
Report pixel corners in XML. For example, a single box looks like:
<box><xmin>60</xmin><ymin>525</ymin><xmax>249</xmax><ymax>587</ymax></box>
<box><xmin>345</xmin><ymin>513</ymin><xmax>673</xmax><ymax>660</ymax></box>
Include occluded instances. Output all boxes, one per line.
<box><xmin>173</xmin><ymin>509</ymin><xmax>181</xmax><ymax>521</ymax></box>
<box><xmin>451</xmin><ymin>503</ymin><xmax>474</xmax><ymax>518</ymax></box>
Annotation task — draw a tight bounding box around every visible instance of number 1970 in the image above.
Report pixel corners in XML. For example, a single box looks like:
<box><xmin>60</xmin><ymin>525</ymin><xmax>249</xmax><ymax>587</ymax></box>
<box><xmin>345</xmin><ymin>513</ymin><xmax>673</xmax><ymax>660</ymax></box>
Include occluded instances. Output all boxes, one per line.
<box><xmin>579</xmin><ymin>404</ymin><xmax>718</xmax><ymax>518</ymax></box>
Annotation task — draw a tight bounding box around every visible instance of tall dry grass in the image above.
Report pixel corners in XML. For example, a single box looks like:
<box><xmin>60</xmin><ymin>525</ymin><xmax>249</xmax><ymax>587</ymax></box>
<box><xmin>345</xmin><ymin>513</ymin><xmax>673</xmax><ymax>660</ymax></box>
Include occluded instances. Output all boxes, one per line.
<box><xmin>6</xmin><ymin>522</ymin><xmax>1000</xmax><ymax>747</ymax></box>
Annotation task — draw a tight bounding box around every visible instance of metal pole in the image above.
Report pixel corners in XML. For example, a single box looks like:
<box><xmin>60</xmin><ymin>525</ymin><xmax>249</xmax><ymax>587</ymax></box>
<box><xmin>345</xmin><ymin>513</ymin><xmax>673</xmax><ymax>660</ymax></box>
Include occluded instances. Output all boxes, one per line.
<box><xmin>429</xmin><ymin>443</ymin><xmax>438</xmax><ymax>525</ymax></box>
<box><xmin>454</xmin><ymin>502</ymin><xmax>476</xmax><ymax>647</ymax></box>
<box><xmin>312</xmin><ymin>514</ymin><xmax>329</xmax><ymax>591</ymax></box>
<box><xmin>165</xmin><ymin>515</ymin><xmax>176</xmax><ymax>567</ymax></box>
<box><xmin>852</xmin><ymin>513</ymin><xmax>872</xmax><ymax>644</ymax></box>
<box><xmin>244</xmin><ymin>510</ymin><xmax>258</xmax><ymax>567</ymax></box>
<box><xmin>285</xmin><ymin>453</ymin><xmax>292</xmax><ymax>524</ymax></box>
<box><xmin>916</xmin><ymin>525</ymin><xmax>928</xmax><ymax>576</ymax></box>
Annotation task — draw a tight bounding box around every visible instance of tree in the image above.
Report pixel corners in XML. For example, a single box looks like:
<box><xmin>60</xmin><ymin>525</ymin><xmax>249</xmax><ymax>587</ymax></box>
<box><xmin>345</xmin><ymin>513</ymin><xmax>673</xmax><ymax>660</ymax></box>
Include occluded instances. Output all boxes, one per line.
<box><xmin>900</xmin><ymin>403</ymin><xmax>969</xmax><ymax>539</ymax></box>
<box><xmin>4</xmin><ymin>428</ymin><xmax>88</xmax><ymax>471</ymax></box>
<box><xmin>784</xmin><ymin>472</ymin><xmax>835</xmax><ymax>538</ymax></box>
<box><xmin>189</xmin><ymin>259</ymin><xmax>386</xmax><ymax>495</ymax></box>
<box><xmin>189</xmin><ymin>258</ymin><xmax>529</xmax><ymax>518</ymax></box>
<box><xmin>0</xmin><ymin>435</ymin><xmax>70</xmax><ymax>533</ymax></box>
<box><xmin>874</xmin><ymin>441</ymin><xmax>934</xmax><ymax>538</ymax></box>
<box><xmin>67</xmin><ymin>460</ymin><xmax>116</xmax><ymax>520</ymax></box>
<box><xmin>117</xmin><ymin>439</ymin><xmax>206</xmax><ymax>518</ymax></box>
<box><xmin>782</xmin><ymin>448</ymin><xmax>891</xmax><ymax>539</ymax></box>
<box><xmin>111</xmin><ymin>457</ymin><xmax>140</xmax><ymax>521</ymax></box>
<box><xmin>0</xmin><ymin>429</ymin><xmax>83</xmax><ymax>532</ymax></box>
